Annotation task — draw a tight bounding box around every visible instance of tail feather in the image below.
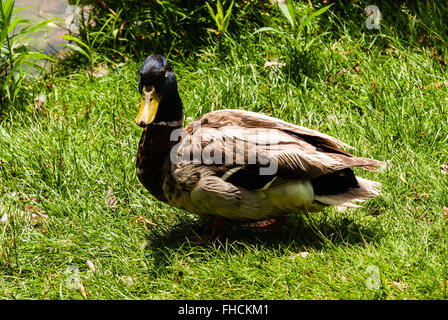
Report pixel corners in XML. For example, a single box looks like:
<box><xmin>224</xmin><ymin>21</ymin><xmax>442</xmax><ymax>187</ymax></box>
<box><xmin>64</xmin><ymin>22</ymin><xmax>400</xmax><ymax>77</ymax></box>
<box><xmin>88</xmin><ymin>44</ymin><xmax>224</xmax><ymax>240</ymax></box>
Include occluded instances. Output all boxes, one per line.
<box><xmin>355</xmin><ymin>157</ymin><xmax>386</xmax><ymax>172</ymax></box>
<box><xmin>314</xmin><ymin>176</ymin><xmax>381</xmax><ymax>207</ymax></box>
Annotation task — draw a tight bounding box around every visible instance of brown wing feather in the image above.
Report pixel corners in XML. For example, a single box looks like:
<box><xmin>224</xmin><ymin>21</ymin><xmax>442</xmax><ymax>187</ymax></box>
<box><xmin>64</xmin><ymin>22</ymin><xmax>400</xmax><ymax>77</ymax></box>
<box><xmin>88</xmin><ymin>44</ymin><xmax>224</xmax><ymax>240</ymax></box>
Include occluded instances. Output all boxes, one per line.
<box><xmin>191</xmin><ymin>109</ymin><xmax>352</xmax><ymax>150</ymax></box>
<box><xmin>180</xmin><ymin>109</ymin><xmax>384</xmax><ymax>180</ymax></box>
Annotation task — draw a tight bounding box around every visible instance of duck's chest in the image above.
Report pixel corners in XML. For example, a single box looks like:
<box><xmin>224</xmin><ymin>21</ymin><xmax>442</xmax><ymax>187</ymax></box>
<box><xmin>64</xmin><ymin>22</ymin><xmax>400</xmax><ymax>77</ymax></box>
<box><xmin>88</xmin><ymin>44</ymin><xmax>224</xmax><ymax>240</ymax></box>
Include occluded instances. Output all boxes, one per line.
<box><xmin>159</xmin><ymin>162</ymin><xmax>202</xmax><ymax>210</ymax></box>
<box><xmin>136</xmin><ymin>158</ymin><xmax>170</xmax><ymax>202</ymax></box>
<box><xmin>136</xmin><ymin>124</ymin><xmax>181</xmax><ymax>203</ymax></box>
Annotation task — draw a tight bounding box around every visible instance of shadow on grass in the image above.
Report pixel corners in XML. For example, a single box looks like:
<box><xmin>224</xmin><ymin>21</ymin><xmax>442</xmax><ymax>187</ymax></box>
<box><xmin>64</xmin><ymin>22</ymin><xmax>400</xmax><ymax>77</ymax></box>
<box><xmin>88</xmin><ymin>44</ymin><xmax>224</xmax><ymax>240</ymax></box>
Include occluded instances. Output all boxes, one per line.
<box><xmin>146</xmin><ymin>212</ymin><xmax>381</xmax><ymax>269</ymax></box>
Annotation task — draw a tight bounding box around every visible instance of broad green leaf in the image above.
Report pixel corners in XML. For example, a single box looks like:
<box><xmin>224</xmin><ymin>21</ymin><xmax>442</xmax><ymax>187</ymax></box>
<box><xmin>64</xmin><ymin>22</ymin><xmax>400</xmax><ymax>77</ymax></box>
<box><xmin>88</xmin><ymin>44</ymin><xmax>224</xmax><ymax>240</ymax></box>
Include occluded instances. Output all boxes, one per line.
<box><xmin>299</xmin><ymin>4</ymin><xmax>334</xmax><ymax>33</ymax></box>
<box><xmin>217</xmin><ymin>0</ymin><xmax>224</xmax><ymax>20</ymax></box>
<box><xmin>303</xmin><ymin>31</ymin><xmax>329</xmax><ymax>51</ymax></box>
<box><xmin>252</xmin><ymin>26</ymin><xmax>285</xmax><ymax>36</ymax></box>
<box><xmin>63</xmin><ymin>43</ymin><xmax>91</xmax><ymax>61</ymax></box>
<box><xmin>1</xmin><ymin>0</ymin><xmax>14</xmax><ymax>24</ymax></box>
<box><xmin>286</xmin><ymin>0</ymin><xmax>296</xmax><ymax>24</ymax></box>
<box><xmin>91</xmin><ymin>16</ymin><xmax>113</xmax><ymax>47</ymax></box>
<box><xmin>278</xmin><ymin>0</ymin><xmax>295</xmax><ymax>29</ymax></box>
<box><xmin>19</xmin><ymin>19</ymin><xmax>54</xmax><ymax>35</ymax></box>
<box><xmin>7</xmin><ymin>16</ymin><xmax>29</xmax><ymax>34</ymax></box>
<box><xmin>223</xmin><ymin>0</ymin><xmax>234</xmax><ymax>23</ymax></box>
<box><xmin>62</xmin><ymin>35</ymin><xmax>90</xmax><ymax>51</ymax></box>
<box><xmin>23</xmin><ymin>51</ymin><xmax>55</xmax><ymax>63</ymax></box>
<box><xmin>0</xmin><ymin>0</ymin><xmax>14</xmax><ymax>43</ymax></box>
<box><xmin>222</xmin><ymin>0</ymin><xmax>234</xmax><ymax>33</ymax></box>
<box><xmin>13</xmin><ymin>6</ymin><xmax>33</xmax><ymax>14</ymax></box>
<box><xmin>12</xmin><ymin>66</ymin><xmax>25</xmax><ymax>101</ymax></box>
<box><xmin>206</xmin><ymin>2</ymin><xmax>217</xmax><ymax>22</ymax></box>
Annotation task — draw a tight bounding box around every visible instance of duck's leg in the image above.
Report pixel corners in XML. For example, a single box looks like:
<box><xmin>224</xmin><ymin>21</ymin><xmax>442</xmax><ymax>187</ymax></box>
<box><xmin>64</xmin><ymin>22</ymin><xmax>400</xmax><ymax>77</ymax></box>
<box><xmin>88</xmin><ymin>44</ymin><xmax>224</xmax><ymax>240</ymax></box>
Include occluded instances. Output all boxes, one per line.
<box><xmin>188</xmin><ymin>216</ymin><xmax>227</xmax><ymax>245</ymax></box>
<box><xmin>242</xmin><ymin>216</ymin><xmax>287</xmax><ymax>230</ymax></box>
<box><xmin>206</xmin><ymin>216</ymin><xmax>227</xmax><ymax>240</ymax></box>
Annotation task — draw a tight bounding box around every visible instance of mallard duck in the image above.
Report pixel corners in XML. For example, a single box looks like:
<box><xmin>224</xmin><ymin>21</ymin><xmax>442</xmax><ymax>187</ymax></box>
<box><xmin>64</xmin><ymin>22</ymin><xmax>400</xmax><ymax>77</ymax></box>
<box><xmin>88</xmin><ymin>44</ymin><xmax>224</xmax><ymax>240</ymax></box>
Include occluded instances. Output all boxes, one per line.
<box><xmin>135</xmin><ymin>55</ymin><xmax>384</xmax><ymax>236</ymax></box>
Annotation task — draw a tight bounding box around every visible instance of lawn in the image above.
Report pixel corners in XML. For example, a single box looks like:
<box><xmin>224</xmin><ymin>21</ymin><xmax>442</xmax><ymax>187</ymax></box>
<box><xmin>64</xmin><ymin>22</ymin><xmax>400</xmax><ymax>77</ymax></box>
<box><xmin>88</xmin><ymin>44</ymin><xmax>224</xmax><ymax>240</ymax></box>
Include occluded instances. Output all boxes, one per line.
<box><xmin>0</xmin><ymin>0</ymin><xmax>447</xmax><ymax>299</ymax></box>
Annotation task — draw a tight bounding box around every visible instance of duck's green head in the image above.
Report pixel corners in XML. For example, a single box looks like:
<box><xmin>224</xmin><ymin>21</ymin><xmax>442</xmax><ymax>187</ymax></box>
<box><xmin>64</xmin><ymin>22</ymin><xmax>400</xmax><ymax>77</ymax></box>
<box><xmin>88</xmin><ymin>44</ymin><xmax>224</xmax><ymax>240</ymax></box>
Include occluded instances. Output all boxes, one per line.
<box><xmin>136</xmin><ymin>55</ymin><xmax>183</xmax><ymax>127</ymax></box>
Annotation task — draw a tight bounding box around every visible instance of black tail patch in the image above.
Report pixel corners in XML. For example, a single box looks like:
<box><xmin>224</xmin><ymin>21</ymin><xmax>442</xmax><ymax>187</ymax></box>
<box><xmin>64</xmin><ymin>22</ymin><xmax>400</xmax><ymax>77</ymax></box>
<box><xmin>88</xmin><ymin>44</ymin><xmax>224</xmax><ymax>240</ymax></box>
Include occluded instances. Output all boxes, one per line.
<box><xmin>311</xmin><ymin>168</ymin><xmax>359</xmax><ymax>195</ymax></box>
<box><xmin>224</xmin><ymin>166</ymin><xmax>276</xmax><ymax>191</ymax></box>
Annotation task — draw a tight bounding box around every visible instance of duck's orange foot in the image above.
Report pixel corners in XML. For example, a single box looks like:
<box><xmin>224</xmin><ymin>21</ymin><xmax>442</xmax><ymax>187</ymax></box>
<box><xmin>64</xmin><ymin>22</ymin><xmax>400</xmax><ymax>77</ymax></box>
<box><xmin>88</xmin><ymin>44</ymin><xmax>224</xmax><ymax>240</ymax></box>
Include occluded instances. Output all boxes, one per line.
<box><xmin>241</xmin><ymin>216</ymin><xmax>287</xmax><ymax>230</ymax></box>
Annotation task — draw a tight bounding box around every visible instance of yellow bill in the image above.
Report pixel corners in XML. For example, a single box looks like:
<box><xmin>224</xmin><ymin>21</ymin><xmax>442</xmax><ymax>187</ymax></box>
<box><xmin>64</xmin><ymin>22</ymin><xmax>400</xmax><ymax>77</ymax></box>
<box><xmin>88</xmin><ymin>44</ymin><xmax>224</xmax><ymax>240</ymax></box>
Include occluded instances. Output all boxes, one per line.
<box><xmin>136</xmin><ymin>87</ymin><xmax>161</xmax><ymax>126</ymax></box>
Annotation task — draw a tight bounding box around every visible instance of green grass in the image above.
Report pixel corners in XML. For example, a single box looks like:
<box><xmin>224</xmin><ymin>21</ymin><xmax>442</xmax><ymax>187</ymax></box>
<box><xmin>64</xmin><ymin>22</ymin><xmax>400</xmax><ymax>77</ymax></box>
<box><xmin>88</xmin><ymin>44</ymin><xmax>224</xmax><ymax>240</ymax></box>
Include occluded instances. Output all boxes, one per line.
<box><xmin>1</xmin><ymin>1</ymin><xmax>448</xmax><ymax>299</ymax></box>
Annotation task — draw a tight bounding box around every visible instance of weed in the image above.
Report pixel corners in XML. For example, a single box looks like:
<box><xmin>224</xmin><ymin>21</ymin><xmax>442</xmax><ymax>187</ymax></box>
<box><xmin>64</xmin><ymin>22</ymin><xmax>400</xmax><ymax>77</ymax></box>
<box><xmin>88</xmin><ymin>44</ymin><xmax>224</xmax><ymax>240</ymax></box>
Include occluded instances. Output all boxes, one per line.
<box><xmin>0</xmin><ymin>0</ymin><xmax>54</xmax><ymax>106</ymax></box>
